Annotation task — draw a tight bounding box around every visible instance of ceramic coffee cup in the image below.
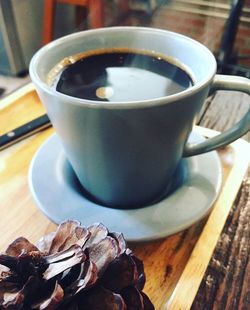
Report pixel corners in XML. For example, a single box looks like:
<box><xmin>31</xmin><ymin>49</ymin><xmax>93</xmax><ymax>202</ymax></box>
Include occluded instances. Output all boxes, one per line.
<box><xmin>29</xmin><ymin>27</ymin><xmax>250</xmax><ymax>209</ymax></box>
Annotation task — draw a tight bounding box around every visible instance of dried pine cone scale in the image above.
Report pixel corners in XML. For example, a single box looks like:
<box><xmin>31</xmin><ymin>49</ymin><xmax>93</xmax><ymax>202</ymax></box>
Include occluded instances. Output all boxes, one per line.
<box><xmin>0</xmin><ymin>220</ymin><xmax>154</xmax><ymax>309</ymax></box>
<box><xmin>43</xmin><ymin>245</ymin><xmax>87</xmax><ymax>280</ymax></box>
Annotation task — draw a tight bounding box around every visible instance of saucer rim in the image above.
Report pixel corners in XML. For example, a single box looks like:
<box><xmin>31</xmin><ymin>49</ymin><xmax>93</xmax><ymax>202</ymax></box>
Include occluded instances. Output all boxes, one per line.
<box><xmin>28</xmin><ymin>132</ymin><xmax>222</xmax><ymax>242</ymax></box>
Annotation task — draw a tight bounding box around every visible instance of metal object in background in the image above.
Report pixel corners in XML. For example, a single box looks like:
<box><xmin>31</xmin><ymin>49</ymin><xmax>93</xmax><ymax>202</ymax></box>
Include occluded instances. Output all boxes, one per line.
<box><xmin>0</xmin><ymin>0</ymin><xmax>26</xmax><ymax>75</ymax></box>
<box><xmin>217</xmin><ymin>0</ymin><xmax>250</xmax><ymax>78</ymax></box>
<box><xmin>0</xmin><ymin>0</ymin><xmax>76</xmax><ymax>76</ymax></box>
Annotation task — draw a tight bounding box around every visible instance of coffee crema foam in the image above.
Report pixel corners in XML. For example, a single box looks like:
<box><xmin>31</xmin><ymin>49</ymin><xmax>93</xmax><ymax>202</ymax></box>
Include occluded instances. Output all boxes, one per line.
<box><xmin>47</xmin><ymin>48</ymin><xmax>194</xmax><ymax>102</ymax></box>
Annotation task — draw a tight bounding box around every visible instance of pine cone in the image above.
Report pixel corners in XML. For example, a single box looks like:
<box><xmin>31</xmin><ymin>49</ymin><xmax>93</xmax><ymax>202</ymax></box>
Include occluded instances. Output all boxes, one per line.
<box><xmin>0</xmin><ymin>220</ymin><xmax>154</xmax><ymax>309</ymax></box>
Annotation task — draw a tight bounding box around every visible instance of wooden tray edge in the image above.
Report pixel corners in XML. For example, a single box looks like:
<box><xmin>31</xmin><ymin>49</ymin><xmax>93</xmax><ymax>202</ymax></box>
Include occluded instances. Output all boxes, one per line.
<box><xmin>2</xmin><ymin>85</ymin><xmax>249</xmax><ymax>310</ymax></box>
<box><xmin>164</xmin><ymin>127</ymin><xmax>250</xmax><ymax>310</ymax></box>
<box><xmin>0</xmin><ymin>83</ymin><xmax>35</xmax><ymax>110</ymax></box>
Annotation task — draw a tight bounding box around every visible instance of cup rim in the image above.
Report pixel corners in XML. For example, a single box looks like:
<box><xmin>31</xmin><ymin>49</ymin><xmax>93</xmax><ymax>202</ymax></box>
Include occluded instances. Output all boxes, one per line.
<box><xmin>29</xmin><ymin>26</ymin><xmax>217</xmax><ymax>109</ymax></box>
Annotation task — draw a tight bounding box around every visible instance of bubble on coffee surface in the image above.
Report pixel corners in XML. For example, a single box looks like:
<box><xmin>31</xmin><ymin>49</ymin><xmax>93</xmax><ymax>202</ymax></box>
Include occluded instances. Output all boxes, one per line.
<box><xmin>96</xmin><ymin>86</ymin><xmax>114</xmax><ymax>99</ymax></box>
<box><xmin>48</xmin><ymin>48</ymin><xmax>194</xmax><ymax>102</ymax></box>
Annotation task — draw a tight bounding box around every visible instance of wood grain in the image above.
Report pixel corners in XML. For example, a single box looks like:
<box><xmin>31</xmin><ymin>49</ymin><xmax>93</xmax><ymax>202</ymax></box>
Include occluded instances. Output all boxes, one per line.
<box><xmin>197</xmin><ymin>91</ymin><xmax>250</xmax><ymax>142</ymax></box>
<box><xmin>192</xmin><ymin>177</ymin><xmax>250</xmax><ymax>310</ymax></box>
<box><xmin>191</xmin><ymin>90</ymin><xmax>250</xmax><ymax>310</ymax></box>
<box><xmin>164</xmin><ymin>138</ymin><xmax>249</xmax><ymax>310</ymax></box>
<box><xmin>0</xmin><ymin>84</ymin><xmax>45</xmax><ymax>134</ymax></box>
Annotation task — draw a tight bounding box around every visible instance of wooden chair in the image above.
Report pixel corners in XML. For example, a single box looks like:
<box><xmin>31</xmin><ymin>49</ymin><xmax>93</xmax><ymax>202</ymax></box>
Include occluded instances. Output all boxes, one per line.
<box><xmin>42</xmin><ymin>0</ymin><xmax>105</xmax><ymax>45</ymax></box>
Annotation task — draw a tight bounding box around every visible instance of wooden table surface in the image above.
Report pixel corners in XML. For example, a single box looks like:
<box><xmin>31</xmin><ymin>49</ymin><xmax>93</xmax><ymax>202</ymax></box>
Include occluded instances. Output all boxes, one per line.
<box><xmin>193</xmin><ymin>91</ymin><xmax>250</xmax><ymax>310</ymax></box>
<box><xmin>0</xmin><ymin>84</ymin><xmax>249</xmax><ymax>309</ymax></box>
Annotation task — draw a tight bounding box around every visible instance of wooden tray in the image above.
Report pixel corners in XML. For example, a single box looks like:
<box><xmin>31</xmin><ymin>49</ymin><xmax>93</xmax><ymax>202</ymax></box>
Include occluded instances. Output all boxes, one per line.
<box><xmin>0</xmin><ymin>84</ymin><xmax>249</xmax><ymax>310</ymax></box>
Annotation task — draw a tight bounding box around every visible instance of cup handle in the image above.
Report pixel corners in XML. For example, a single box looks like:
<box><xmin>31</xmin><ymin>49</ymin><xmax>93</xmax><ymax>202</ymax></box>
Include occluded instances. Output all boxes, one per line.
<box><xmin>183</xmin><ymin>74</ymin><xmax>250</xmax><ymax>157</ymax></box>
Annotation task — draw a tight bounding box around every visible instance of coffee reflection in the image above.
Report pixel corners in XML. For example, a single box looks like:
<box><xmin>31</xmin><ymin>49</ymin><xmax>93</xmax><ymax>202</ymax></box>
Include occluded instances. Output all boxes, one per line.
<box><xmin>48</xmin><ymin>48</ymin><xmax>194</xmax><ymax>102</ymax></box>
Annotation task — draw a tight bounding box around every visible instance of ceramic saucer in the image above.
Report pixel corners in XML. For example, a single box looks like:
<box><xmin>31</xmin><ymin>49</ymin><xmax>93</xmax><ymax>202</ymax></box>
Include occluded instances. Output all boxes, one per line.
<box><xmin>29</xmin><ymin>131</ymin><xmax>222</xmax><ymax>242</ymax></box>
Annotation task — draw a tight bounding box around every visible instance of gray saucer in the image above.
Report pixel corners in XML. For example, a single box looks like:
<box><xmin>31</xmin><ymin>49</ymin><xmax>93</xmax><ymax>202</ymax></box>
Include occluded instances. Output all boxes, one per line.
<box><xmin>28</xmin><ymin>131</ymin><xmax>222</xmax><ymax>242</ymax></box>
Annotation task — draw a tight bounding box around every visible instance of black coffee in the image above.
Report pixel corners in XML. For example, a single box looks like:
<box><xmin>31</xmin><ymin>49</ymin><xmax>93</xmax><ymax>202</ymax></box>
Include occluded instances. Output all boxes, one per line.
<box><xmin>49</xmin><ymin>48</ymin><xmax>193</xmax><ymax>102</ymax></box>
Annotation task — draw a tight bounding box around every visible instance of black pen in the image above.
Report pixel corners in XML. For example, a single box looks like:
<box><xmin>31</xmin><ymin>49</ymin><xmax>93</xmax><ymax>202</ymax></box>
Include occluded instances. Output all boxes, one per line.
<box><xmin>0</xmin><ymin>114</ymin><xmax>51</xmax><ymax>151</ymax></box>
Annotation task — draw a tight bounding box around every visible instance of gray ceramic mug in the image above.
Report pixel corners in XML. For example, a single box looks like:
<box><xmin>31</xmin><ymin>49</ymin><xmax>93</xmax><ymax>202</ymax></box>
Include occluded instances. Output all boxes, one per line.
<box><xmin>29</xmin><ymin>27</ymin><xmax>250</xmax><ymax>209</ymax></box>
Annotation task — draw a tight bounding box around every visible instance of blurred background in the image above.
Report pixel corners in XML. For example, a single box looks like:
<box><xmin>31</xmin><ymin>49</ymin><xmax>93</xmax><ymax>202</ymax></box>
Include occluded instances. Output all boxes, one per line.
<box><xmin>0</xmin><ymin>0</ymin><xmax>249</xmax><ymax>95</ymax></box>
